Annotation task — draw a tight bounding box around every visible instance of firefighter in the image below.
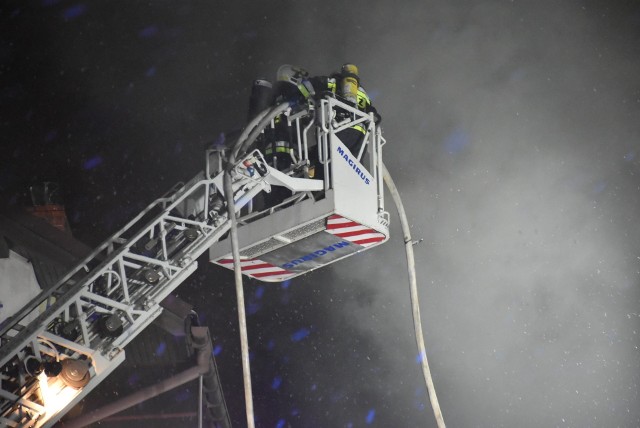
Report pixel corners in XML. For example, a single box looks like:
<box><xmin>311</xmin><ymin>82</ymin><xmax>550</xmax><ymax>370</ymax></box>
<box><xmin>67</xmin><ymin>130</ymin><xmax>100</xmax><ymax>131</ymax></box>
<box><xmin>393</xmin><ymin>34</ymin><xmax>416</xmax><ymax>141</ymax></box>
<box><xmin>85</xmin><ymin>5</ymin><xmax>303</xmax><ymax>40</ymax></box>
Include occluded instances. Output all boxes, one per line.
<box><xmin>246</xmin><ymin>66</ymin><xmax>310</xmax><ymax>174</ymax></box>
<box><xmin>265</xmin><ymin>65</ymin><xmax>312</xmax><ymax>172</ymax></box>
<box><xmin>246</xmin><ymin>64</ymin><xmax>381</xmax><ymax>205</ymax></box>
<box><xmin>330</xmin><ymin>63</ymin><xmax>381</xmax><ymax>157</ymax></box>
<box><xmin>248</xmin><ymin>65</ymin><xmax>313</xmax><ymax>209</ymax></box>
<box><xmin>301</xmin><ymin>64</ymin><xmax>381</xmax><ymax>157</ymax></box>
<box><xmin>271</xmin><ymin>63</ymin><xmax>381</xmax><ymax>174</ymax></box>
<box><xmin>250</xmin><ymin>63</ymin><xmax>381</xmax><ymax>163</ymax></box>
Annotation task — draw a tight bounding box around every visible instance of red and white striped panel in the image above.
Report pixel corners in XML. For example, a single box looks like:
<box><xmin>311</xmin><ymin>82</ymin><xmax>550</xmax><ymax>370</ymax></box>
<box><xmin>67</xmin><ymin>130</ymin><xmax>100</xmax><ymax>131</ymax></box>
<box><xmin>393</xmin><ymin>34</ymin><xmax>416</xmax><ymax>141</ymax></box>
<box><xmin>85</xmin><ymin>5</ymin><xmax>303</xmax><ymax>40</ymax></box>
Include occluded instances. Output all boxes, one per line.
<box><xmin>215</xmin><ymin>258</ymin><xmax>296</xmax><ymax>282</ymax></box>
<box><xmin>325</xmin><ymin>215</ymin><xmax>386</xmax><ymax>247</ymax></box>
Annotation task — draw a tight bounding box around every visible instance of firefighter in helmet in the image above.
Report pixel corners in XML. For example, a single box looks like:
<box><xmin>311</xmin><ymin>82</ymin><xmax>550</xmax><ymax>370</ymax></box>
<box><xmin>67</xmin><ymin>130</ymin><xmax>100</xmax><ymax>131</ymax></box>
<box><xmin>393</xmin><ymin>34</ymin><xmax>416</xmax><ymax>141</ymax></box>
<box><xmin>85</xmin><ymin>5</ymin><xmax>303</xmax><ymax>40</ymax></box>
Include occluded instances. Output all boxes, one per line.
<box><xmin>328</xmin><ymin>63</ymin><xmax>381</xmax><ymax>157</ymax></box>
<box><xmin>247</xmin><ymin>63</ymin><xmax>381</xmax><ymax>166</ymax></box>
<box><xmin>246</xmin><ymin>65</ymin><xmax>314</xmax><ymax>208</ymax></box>
<box><xmin>245</xmin><ymin>63</ymin><xmax>381</xmax><ymax>204</ymax></box>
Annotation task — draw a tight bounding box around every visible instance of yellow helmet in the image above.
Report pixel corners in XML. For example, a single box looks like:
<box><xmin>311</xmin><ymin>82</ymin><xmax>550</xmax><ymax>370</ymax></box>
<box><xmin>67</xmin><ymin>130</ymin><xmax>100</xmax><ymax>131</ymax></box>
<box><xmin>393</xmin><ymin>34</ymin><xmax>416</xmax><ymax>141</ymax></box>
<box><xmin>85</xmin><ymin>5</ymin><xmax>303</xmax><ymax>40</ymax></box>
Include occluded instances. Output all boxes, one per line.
<box><xmin>341</xmin><ymin>63</ymin><xmax>359</xmax><ymax>77</ymax></box>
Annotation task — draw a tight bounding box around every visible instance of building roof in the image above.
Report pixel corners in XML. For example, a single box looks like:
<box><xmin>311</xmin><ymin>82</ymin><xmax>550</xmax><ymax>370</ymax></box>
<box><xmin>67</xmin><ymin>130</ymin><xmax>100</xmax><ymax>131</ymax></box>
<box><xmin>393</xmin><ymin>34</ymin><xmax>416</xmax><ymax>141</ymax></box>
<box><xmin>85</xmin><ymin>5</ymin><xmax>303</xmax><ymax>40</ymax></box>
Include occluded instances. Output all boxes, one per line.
<box><xmin>0</xmin><ymin>205</ymin><xmax>91</xmax><ymax>290</ymax></box>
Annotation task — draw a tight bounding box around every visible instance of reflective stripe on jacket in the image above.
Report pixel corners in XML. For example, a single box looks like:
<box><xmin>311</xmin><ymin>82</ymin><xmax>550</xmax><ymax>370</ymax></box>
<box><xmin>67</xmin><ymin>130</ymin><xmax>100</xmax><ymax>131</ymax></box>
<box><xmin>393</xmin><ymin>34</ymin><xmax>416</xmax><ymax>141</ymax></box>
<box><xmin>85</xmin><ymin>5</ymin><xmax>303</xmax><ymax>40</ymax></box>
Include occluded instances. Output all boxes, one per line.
<box><xmin>265</xmin><ymin>140</ymin><xmax>292</xmax><ymax>155</ymax></box>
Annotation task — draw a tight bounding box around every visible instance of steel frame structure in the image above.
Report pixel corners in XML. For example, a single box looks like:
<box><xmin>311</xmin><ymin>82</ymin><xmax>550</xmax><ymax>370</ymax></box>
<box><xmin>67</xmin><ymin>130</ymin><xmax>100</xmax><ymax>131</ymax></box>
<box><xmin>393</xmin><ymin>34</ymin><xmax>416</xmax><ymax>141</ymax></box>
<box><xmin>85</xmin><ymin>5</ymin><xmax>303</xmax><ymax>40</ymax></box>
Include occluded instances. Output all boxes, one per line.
<box><xmin>0</xmin><ymin>95</ymin><xmax>387</xmax><ymax>427</ymax></box>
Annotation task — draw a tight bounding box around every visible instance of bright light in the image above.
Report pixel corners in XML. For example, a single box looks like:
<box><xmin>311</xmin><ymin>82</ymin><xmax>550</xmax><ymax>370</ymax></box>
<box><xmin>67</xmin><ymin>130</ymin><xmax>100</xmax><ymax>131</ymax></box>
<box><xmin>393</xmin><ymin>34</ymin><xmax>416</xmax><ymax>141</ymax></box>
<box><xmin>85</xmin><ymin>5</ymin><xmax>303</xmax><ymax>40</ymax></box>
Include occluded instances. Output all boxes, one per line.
<box><xmin>38</xmin><ymin>372</ymin><xmax>81</xmax><ymax>417</ymax></box>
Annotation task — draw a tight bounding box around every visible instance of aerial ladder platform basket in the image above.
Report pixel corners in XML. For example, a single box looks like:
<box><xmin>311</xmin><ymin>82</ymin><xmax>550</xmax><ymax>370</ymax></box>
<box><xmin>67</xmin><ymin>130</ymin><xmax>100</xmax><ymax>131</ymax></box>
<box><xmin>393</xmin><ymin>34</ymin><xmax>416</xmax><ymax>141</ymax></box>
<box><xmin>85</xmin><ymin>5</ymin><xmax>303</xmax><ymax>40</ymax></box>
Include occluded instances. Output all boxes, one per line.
<box><xmin>210</xmin><ymin>96</ymin><xmax>390</xmax><ymax>282</ymax></box>
<box><xmin>0</xmin><ymin>95</ymin><xmax>388</xmax><ymax>427</ymax></box>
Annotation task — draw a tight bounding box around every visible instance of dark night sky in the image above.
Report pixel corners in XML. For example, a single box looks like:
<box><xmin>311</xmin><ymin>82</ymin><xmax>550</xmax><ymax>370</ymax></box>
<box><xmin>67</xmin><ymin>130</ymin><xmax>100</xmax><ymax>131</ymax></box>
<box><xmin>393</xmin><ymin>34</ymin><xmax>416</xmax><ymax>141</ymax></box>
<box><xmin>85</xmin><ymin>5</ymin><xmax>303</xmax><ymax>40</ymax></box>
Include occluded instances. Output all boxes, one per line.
<box><xmin>2</xmin><ymin>1</ymin><xmax>640</xmax><ymax>427</ymax></box>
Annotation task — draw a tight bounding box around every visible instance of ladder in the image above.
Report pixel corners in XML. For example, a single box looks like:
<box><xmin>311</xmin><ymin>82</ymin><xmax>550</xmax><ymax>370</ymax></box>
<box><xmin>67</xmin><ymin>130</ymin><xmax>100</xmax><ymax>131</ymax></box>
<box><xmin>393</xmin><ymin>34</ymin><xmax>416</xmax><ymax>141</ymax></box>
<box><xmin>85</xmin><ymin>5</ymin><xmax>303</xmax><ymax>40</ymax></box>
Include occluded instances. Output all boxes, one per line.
<box><xmin>0</xmin><ymin>95</ymin><xmax>388</xmax><ymax>427</ymax></box>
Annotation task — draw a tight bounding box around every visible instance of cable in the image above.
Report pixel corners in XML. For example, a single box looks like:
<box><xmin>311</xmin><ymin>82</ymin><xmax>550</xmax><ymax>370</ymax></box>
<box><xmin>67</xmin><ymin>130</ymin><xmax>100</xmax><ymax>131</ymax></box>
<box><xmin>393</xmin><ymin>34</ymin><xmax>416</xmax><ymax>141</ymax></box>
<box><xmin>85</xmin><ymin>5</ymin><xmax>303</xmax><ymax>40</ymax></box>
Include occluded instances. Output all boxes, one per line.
<box><xmin>23</xmin><ymin>355</ymin><xmax>40</xmax><ymax>376</ymax></box>
<box><xmin>223</xmin><ymin>170</ymin><xmax>255</xmax><ymax>428</ymax></box>
<box><xmin>223</xmin><ymin>103</ymin><xmax>441</xmax><ymax>428</ymax></box>
<box><xmin>382</xmin><ymin>162</ymin><xmax>446</xmax><ymax>428</ymax></box>
<box><xmin>219</xmin><ymin>102</ymin><xmax>293</xmax><ymax>428</ymax></box>
<box><xmin>224</xmin><ymin>158</ymin><xmax>256</xmax><ymax>428</ymax></box>
<box><xmin>38</xmin><ymin>337</ymin><xmax>60</xmax><ymax>362</ymax></box>
<box><xmin>236</xmin><ymin>102</ymin><xmax>291</xmax><ymax>160</ymax></box>
<box><xmin>230</xmin><ymin>104</ymin><xmax>274</xmax><ymax>160</ymax></box>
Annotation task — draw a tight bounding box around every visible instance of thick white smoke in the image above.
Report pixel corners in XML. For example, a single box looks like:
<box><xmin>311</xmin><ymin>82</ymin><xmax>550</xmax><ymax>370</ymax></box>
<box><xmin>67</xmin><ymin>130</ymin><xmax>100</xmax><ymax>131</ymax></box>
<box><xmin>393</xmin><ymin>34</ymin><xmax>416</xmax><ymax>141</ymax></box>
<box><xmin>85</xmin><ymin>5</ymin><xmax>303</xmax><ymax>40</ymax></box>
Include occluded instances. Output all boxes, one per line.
<box><xmin>274</xmin><ymin>1</ymin><xmax>640</xmax><ymax>426</ymax></box>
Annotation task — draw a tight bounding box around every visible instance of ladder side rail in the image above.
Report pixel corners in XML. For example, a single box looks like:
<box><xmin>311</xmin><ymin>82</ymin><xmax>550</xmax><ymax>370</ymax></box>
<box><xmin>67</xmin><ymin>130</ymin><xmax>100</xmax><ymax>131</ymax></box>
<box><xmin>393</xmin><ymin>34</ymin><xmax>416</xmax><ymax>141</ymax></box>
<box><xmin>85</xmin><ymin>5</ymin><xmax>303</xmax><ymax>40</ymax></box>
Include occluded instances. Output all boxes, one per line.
<box><xmin>0</xmin><ymin>177</ymin><xmax>216</xmax><ymax>367</ymax></box>
<box><xmin>373</xmin><ymin>125</ymin><xmax>383</xmax><ymax>215</ymax></box>
<box><xmin>324</xmin><ymin>97</ymin><xmax>373</xmax><ymax>155</ymax></box>
<box><xmin>301</xmin><ymin>107</ymin><xmax>315</xmax><ymax>166</ymax></box>
<box><xmin>376</xmin><ymin>130</ymin><xmax>389</xmax><ymax>223</ymax></box>
<box><xmin>322</xmin><ymin>96</ymin><xmax>389</xmax><ymax>224</ymax></box>
<box><xmin>364</xmin><ymin>116</ymin><xmax>379</xmax><ymax>210</ymax></box>
<box><xmin>355</xmin><ymin>118</ymin><xmax>371</xmax><ymax>162</ymax></box>
<box><xmin>331</xmin><ymin>114</ymin><xmax>371</xmax><ymax>138</ymax></box>
<box><xmin>292</xmin><ymin>110</ymin><xmax>303</xmax><ymax>165</ymax></box>
<box><xmin>0</xmin><ymin>177</ymin><xmax>220</xmax><ymax>373</ymax></box>
<box><xmin>327</xmin><ymin>96</ymin><xmax>368</xmax><ymax>117</ymax></box>
<box><xmin>0</xmin><ymin>172</ymin><xmax>205</xmax><ymax>340</ymax></box>
<box><xmin>286</xmin><ymin>103</ymin><xmax>315</xmax><ymax>169</ymax></box>
<box><xmin>26</xmin><ymin>251</ymin><xmax>201</xmax><ymax>428</ymax></box>
<box><xmin>363</xmin><ymin>116</ymin><xmax>385</xmax><ymax>216</ymax></box>
<box><xmin>1</xmin><ymin>158</ymin><xmax>270</xmax><ymax>426</ymax></box>
<box><xmin>318</xmin><ymin>99</ymin><xmax>331</xmax><ymax>191</ymax></box>
<box><xmin>376</xmin><ymin>129</ymin><xmax>384</xmax><ymax>216</ymax></box>
<box><xmin>0</xmin><ymin>182</ymin><xmax>184</xmax><ymax>362</ymax></box>
<box><xmin>321</xmin><ymin>96</ymin><xmax>376</xmax><ymax>187</ymax></box>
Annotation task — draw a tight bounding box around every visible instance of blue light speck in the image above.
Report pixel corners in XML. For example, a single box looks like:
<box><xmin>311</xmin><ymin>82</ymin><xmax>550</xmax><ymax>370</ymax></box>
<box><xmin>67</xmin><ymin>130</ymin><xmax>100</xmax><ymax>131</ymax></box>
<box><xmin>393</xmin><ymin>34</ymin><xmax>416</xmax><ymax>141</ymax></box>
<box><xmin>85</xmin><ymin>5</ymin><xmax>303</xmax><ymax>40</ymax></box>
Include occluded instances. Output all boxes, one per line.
<box><xmin>175</xmin><ymin>388</ymin><xmax>191</xmax><ymax>402</ymax></box>
<box><xmin>291</xmin><ymin>328</ymin><xmax>310</xmax><ymax>342</ymax></box>
<box><xmin>247</xmin><ymin>302</ymin><xmax>262</xmax><ymax>315</ymax></box>
<box><xmin>213</xmin><ymin>132</ymin><xmax>225</xmax><ymax>148</ymax></box>
<box><xmin>444</xmin><ymin>127</ymin><xmax>470</xmax><ymax>154</ymax></box>
<box><xmin>83</xmin><ymin>156</ymin><xmax>103</xmax><ymax>170</ymax></box>
<box><xmin>213</xmin><ymin>344</ymin><xmax>222</xmax><ymax>356</ymax></box>
<box><xmin>280</xmin><ymin>293</ymin><xmax>291</xmax><ymax>305</ymax></box>
<box><xmin>62</xmin><ymin>4</ymin><xmax>86</xmax><ymax>20</ymax></box>
<box><xmin>275</xmin><ymin>419</ymin><xmax>286</xmax><ymax>428</ymax></box>
<box><xmin>127</xmin><ymin>373</ymin><xmax>140</xmax><ymax>386</ymax></box>
<box><xmin>271</xmin><ymin>376</ymin><xmax>282</xmax><ymax>390</ymax></box>
<box><xmin>145</xmin><ymin>66</ymin><xmax>157</xmax><ymax>77</ymax></box>
<box><xmin>155</xmin><ymin>342</ymin><xmax>166</xmax><ymax>356</ymax></box>
<box><xmin>139</xmin><ymin>26</ymin><xmax>159</xmax><ymax>38</ymax></box>
<box><xmin>366</xmin><ymin>409</ymin><xmax>376</xmax><ymax>424</ymax></box>
<box><xmin>255</xmin><ymin>285</ymin><xmax>265</xmax><ymax>299</ymax></box>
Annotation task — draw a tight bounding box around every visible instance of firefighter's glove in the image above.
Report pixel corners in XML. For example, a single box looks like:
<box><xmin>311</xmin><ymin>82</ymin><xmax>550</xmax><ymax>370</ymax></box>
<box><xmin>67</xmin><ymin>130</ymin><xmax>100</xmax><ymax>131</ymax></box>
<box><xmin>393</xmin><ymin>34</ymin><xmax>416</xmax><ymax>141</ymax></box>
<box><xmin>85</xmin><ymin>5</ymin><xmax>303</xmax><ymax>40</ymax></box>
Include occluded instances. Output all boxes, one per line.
<box><xmin>369</xmin><ymin>105</ymin><xmax>382</xmax><ymax>125</ymax></box>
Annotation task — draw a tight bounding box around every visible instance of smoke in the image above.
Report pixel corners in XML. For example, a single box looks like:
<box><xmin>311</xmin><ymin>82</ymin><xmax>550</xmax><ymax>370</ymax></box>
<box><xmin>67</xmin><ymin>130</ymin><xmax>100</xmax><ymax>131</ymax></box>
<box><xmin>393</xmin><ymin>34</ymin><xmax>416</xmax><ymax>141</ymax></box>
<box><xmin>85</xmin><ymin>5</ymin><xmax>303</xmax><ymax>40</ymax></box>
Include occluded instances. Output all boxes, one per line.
<box><xmin>5</xmin><ymin>0</ymin><xmax>638</xmax><ymax>426</ymax></box>
<box><xmin>271</xmin><ymin>0</ymin><xmax>640</xmax><ymax>426</ymax></box>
